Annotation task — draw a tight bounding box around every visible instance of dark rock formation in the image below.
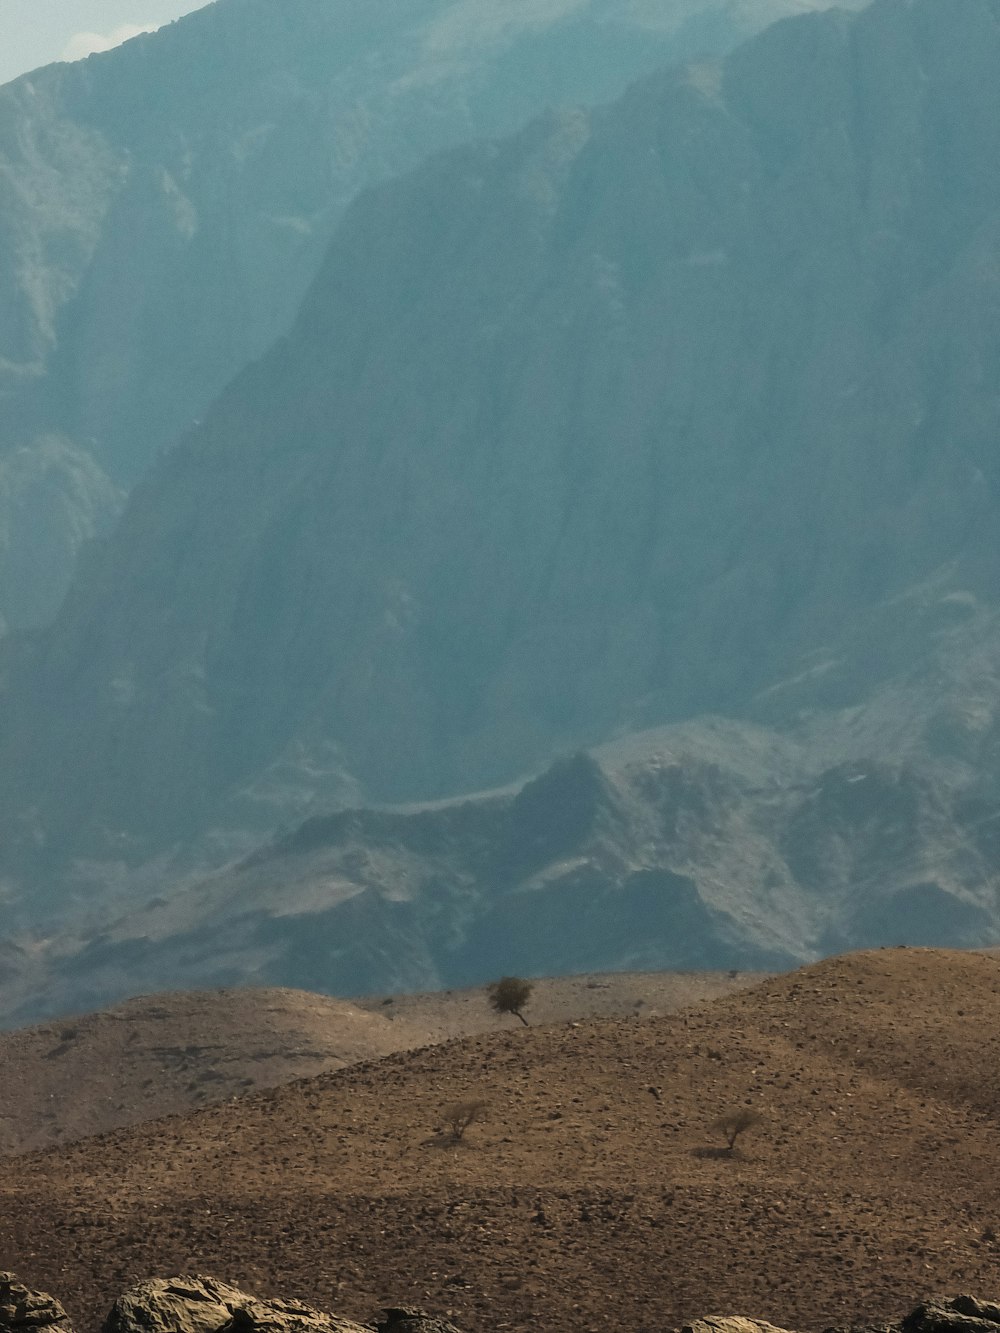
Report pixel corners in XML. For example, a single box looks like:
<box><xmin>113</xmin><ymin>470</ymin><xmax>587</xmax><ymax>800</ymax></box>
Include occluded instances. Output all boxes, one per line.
<box><xmin>899</xmin><ymin>1298</ymin><xmax>1000</xmax><ymax>1333</ymax></box>
<box><xmin>0</xmin><ymin>1273</ymin><xmax>73</xmax><ymax>1333</ymax></box>
<box><xmin>4</xmin><ymin>721</ymin><xmax>998</xmax><ymax>1025</ymax></box>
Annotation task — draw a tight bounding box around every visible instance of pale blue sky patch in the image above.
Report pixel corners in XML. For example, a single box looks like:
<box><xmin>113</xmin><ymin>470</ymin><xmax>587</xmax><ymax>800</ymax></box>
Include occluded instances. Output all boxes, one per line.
<box><xmin>0</xmin><ymin>1</ymin><xmax>203</xmax><ymax>86</ymax></box>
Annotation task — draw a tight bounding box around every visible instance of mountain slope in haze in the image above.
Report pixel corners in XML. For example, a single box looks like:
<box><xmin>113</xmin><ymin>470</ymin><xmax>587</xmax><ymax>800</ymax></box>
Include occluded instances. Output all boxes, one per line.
<box><xmin>3</xmin><ymin>723</ymin><xmax>995</xmax><ymax>1024</ymax></box>
<box><xmin>4</xmin><ymin>0</ymin><xmax>1000</xmax><ymax>927</ymax></box>
<box><xmin>0</xmin><ymin>438</ymin><xmax>122</xmax><ymax>635</ymax></box>
<box><xmin>3</xmin><ymin>949</ymin><xmax>1000</xmax><ymax>1332</ymax></box>
<box><xmin>0</xmin><ymin>0</ymin><xmax>856</xmax><ymax>634</ymax></box>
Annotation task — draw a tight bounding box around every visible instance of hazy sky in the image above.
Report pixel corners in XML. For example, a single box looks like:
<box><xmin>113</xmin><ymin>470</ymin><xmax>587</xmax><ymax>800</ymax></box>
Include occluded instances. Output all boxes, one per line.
<box><xmin>0</xmin><ymin>0</ymin><xmax>205</xmax><ymax>85</ymax></box>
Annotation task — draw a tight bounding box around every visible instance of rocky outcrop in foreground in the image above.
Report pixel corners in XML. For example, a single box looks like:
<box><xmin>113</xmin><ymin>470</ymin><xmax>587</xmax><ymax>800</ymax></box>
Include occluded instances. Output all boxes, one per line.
<box><xmin>0</xmin><ymin>1273</ymin><xmax>72</xmax><ymax>1333</ymax></box>
<box><xmin>2</xmin><ymin>1275</ymin><xmax>998</xmax><ymax>1333</ymax></box>
<box><xmin>683</xmin><ymin>1299</ymin><xmax>1000</xmax><ymax>1333</ymax></box>
<box><xmin>101</xmin><ymin>1277</ymin><xmax>367</xmax><ymax>1333</ymax></box>
<box><xmin>99</xmin><ymin>1280</ymin><xmax>462</xmax><ymax>1333</ymax></box>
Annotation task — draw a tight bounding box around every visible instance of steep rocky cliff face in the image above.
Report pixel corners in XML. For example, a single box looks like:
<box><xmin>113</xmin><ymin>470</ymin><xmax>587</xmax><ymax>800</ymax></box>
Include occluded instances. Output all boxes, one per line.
<box><xmin>0</xmin><ymin>0</ymin><xmax>848</xmax><ymax>633</ymax></box>
<box><xmin>3</xmin><ymin>0</ymin><xmax>1000</xmax><ymax>972</ymax></box>
<box><xmin>0</xmin><ymin>438</ymin><xmax>121</xmax><ymax>632</ymax></box>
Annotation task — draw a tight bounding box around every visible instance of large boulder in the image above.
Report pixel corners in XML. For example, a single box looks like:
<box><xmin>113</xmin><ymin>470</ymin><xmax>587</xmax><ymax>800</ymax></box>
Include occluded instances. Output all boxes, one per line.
<box><xmin>101</xmin><ymin>1277</ymin><xmax>368</xmax><ymax>1333</ymax></box>
<box><xmin>680</xmin><ymin>1298</ymin><xmax>1000</xmax><ymax>1333</ymax></box>
<box><xmin>0</xmin><ymin>1273</ymin><xmax>73</xmax><ymax>1333</ymax></box>
<box><xmin>682</xmin><ymin>1320</ymin><xmax>795</xmax><ymax>1333</ymax></box>
<box><xmin>899</xmin><ymin>1299</ymin><xmax>1000</xmax><ymax>1333</ymax></box>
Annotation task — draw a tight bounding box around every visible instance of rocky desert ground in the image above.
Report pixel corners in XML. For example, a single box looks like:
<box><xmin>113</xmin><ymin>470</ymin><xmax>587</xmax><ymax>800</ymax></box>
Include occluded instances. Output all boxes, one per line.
<box><xmin>0</xmin><ymin>988</ymin><xmax>432</xmax><ymax>1156</ymax></box>
<box><xmin>1</xmin><ymin>949</ymin><xmax>999</xmax><ymax>1333</ymax></box>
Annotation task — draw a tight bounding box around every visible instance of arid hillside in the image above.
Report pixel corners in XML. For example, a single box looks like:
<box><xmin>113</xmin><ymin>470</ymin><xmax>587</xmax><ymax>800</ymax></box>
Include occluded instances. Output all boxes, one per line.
<box><xmin>2</xmin><ymin>949</ymin><xmax>999</xmax><ymax>1333</ymax></box>
<box><xmin>0</xmin><ymin>969</ymin><xmax>759</xmax><ymax>1154</ymax></box>
<box><xmin>0</xmin><ymin>988</ymin><xmax>431</xmax><ymax>1155</ymax></box>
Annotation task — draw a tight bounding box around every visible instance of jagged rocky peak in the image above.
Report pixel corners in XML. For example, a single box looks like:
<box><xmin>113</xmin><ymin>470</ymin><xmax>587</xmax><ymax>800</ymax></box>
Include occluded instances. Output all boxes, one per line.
<box><xmin>508</xmin><ymin>752</ymin><xmax>619</xmax><ymax>862</ymax></box>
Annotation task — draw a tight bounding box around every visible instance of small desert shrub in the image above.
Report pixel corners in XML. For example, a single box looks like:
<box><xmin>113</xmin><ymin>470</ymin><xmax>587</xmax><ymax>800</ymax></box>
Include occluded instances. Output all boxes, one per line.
<box><xmin>488</xmin><ymin>976</ymin><xmax>533</xmax><ymax>1026</ymax></box>
<box><xmin>711</xmin><ymin>1107</ymin><xmax>762</xmax><ymax>1151</ymax></box>
<box><xmin>442</xmin><ymin>1098</ymin><xmax>488</xmax><ymax>1141</ymax></box>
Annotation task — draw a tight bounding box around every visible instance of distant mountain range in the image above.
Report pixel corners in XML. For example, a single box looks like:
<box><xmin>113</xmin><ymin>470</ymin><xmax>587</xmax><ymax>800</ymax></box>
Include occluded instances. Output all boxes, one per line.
<box><xmin>4</xmin><ymin>722</ymin><xmax>998</xmax><ymax>1024</ymax></box>
<box><xmin>2</xmin><ymin>0</ymin><xmax>1000</xmax><ymax>1007</ymax></box>
<box><xmin>0</xmin><ymin>0</ymin><xmax>851</xmax><ymax>635</ymax></box>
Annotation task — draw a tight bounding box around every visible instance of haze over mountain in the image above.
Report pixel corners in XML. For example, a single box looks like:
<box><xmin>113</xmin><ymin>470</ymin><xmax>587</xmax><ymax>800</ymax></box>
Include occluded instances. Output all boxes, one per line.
<box><xmin>4</xmin><ymin>705</ymin><xmax>998</xmax><ymax>1022</ymax></box>
<box><xmin>0</xmin><ymin>0</ymin><xmax>850</xmax><ymax>635</ymax></box>
<box><xmin>2</xmin><ymin>0</ymin><xmax>999</xmax><ymax>982</ymax></box>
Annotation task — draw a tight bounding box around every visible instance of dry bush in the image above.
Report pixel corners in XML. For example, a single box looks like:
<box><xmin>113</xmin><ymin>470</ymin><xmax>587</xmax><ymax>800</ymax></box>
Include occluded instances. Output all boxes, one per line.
<box><xmin>711</xmin><ymin>1107</ymin><xmax>762</xmax><ymax>1151</ymax></box>
<box><xmin>488</xmin><ymin>976</ymin><xmax>533</xmax><ymax>1026</ymax></box>
<box><xmin>442</xmin><ymin>1098</ymin><xmax>488</xmax><ymax>1141</ymax></box>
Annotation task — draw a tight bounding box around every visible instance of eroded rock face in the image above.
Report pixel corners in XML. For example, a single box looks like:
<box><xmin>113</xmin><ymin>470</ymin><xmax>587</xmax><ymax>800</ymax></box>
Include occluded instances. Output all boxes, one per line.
<box><xmin>682</xmin><ymin>1318</ymin><xmax>795</xmax><ymax>1333</ymax></box>
<box><xmin>0</xmin><ymin>1273</ymin><xmax>73</xmax><ymax>1333</ymax></box>
<box><xmin>900</xmin><ymin>1298</ymin><xmax>1000</xmax><ymax>1333</ymax></box>
<box><xmin>101</xmin><ymin>1277</ymin><xmax>369</xmax><ymax>1333</ymax></box>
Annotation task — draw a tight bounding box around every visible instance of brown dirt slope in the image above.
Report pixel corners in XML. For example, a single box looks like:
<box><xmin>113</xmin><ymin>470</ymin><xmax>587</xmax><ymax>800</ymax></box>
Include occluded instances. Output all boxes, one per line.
<box><xmin>0</xmin><ymin>970</ymin><xmax>761</xmax><ymax>1154</ymax></box>
<box><xmin>0</xmin><ymin>988</ymin><xmax>435</xmax><ymax>1155</ymax></box>
<box><xmin>2</xmin><ymin>949</ymin><xmax>1000</xmax><ymax>1333</ymax></box>
<box><xmin>361</xmin><ymin>967</ymin><xmax>763</xmax><ymax>1034</ymax></box>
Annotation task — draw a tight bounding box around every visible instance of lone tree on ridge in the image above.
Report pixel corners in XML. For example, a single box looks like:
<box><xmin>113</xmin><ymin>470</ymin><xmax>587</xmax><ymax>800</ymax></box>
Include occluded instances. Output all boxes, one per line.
<box><xmin>488</xmin><ymin>975</ymin><xmax>533</xmax><ymax>1026</ymax></box>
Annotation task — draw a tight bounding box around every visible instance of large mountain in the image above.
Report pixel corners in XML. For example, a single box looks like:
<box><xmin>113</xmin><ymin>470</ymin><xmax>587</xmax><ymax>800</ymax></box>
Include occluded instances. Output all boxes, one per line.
<box><xmin>3</xmin><ymin>0</ymin><xmax>1000</xmax><ymax>968</ymax></box>
<box><xmin>0</xmin><ymin>0</ymin><xmax>850</xmax><ymax>634</ymax></box>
